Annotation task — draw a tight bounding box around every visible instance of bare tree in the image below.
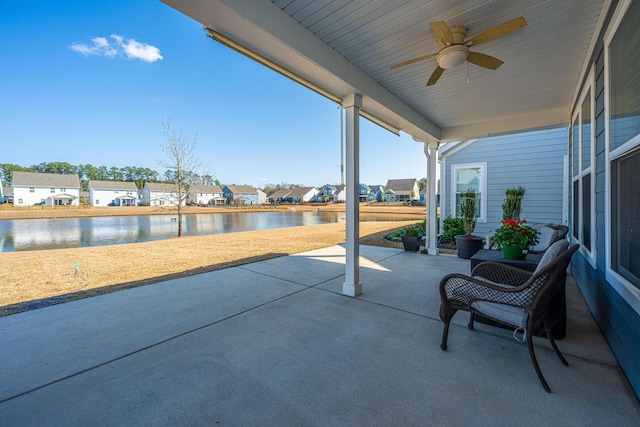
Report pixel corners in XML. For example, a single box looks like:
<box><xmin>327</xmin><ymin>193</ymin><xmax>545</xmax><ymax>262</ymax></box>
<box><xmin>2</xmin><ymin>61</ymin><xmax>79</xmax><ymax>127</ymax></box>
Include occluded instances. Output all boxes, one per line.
<box><xmin>158</xmin><ymin>115</ymin><xmax>202</xmax><ymax>237</ymax></box>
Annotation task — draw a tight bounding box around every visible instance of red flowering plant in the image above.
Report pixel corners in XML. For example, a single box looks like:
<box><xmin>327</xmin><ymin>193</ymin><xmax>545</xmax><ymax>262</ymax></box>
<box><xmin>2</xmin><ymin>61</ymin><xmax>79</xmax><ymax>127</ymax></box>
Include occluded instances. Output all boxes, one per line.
<box><xmin>491</xmin><ymin>218</ymin><xmax>539</xmax><ymax>250</ymax></box>
<box><xmin>403</xmin><ymin>223</ymin><xmax>424</xmax><ymax>237</ymax></box>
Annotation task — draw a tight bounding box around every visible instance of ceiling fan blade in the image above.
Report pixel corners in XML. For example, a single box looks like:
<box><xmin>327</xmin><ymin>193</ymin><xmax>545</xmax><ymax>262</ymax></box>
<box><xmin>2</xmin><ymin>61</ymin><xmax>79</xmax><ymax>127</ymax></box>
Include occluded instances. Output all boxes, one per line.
<box><xmin>426</xmin><ymin>66</ymin><xmax>445</xmax><ymax>86</ymax></box>
<box><xmin>429</xmin><ymin>21</ymin><xmax>455</xmax><ymax>46</ymax></box>
<box><xmin>390</xmin><ymin>53</ymin><xmax>438</xmax><ymax>70</ymax></box>
<box><xmin>465</xmin><ymin>16</ymin><xmax>527</xmax><ymax>46</ymax></box>
<box><xmin>467</xmin><ymin>52</ymin><xmax>504</xmax><ymax>70</ymax></box>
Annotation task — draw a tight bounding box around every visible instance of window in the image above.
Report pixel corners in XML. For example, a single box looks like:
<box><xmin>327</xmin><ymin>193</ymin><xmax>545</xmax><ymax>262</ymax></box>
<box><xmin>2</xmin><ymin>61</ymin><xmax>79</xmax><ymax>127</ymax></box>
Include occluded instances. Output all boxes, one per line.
<box><xmin>570</xmin><ymin>75</ymin><xmax>594</xmax><ymax>260</ymax></box>
<box><xmin>611</xmin><ymin>147</ymin><xmax>640</xmax><ymax>289</ymax></box>
<box><xmin>96</xmin><ymin>200</ymin><xmax>100</xmax><ymax>205</ymax></box>
<box><xmin>60</xmin><ymin>188</ymin><xmax>66</xmax><ymax>192</ymax></box>
<box><xmin>18</xmin><ymin>198</ymin><xmax>23</xmax><ymax>204</ymax></box>
<box><xmin>29</xmin><ymin>187</ymin><xmax>34</xmax><ymax>193</ymax></box>
<box><xmin>50</xmin><ymin>188</ymin><xmax>55</xmax><ymax>193</ymax></box>
<box><xmin>451</xmin><ymin>163</ymin><xmax>486</xmax><ymax>222</ymax></box>
<box><xmin>607</xmin><ymin>0</ymin><xmax>640</xmax><ymax>290</ymax></box>
<box><xmin>609</xmin><ymin>0</ymin><xmax>640</xmax><ymax>152</ymax></box>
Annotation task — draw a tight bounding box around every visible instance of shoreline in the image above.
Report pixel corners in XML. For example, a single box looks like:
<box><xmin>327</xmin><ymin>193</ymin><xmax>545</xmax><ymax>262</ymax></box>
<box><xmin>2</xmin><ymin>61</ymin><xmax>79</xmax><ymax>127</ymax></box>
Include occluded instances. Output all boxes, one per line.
<box><xmin>0</xmin><ymin>207</ymin><xmax>426</xmax><ymax>317</ymax></box>
<box><xmin>0</xmin><ymin>203</ymin><xmax>426</xmax><ymax>220</ymax></box>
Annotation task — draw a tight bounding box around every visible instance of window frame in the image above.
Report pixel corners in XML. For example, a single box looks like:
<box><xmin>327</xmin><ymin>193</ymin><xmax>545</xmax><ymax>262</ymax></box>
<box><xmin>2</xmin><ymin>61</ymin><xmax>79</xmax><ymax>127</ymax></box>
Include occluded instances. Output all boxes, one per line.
<box><xmin>570</xmin><ymin>66</ymin><xmax>596</xmax><ymax>267</ymax></box>
<box><xmin>604</xmin><ymin>0</ymin><xmax>640</xmax><ymax>311</ymax></box>
<box><xmin>450</xmin><ymin>162</ymin><xmax>487</xmax><ymax>223</ymax></box>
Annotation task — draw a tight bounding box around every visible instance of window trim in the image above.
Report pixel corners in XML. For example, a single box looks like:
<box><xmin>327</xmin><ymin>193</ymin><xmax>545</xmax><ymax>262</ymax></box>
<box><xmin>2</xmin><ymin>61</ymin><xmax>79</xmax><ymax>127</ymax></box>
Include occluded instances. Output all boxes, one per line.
<box><xmin>604</xmin><ymin>0</ymin><xmax>640</xmax><ymax>313</ymax></box>
<box><xmin>450</xmin><ymin>162</ymin><xmax>487</xmax><ymax>223</ymax></box>
<box><xmin>570</xmin><ymin>67</ymin><xmax>596</xmax><ymax>266</ymax></box>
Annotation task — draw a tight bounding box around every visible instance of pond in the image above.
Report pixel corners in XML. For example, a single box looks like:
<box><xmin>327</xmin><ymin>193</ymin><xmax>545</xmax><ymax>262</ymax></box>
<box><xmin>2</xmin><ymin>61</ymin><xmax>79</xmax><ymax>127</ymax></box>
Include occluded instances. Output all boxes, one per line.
<box><xmin>0</xmin><ymin>211</ymin><xmax>414</xmax><ymax>252</ymax></box>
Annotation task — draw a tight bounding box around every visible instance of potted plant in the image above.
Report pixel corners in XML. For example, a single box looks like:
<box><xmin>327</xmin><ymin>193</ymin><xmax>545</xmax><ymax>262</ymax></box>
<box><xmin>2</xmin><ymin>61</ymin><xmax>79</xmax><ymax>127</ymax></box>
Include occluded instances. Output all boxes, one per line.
<box><xmin>502</xmin><ymin>186</ymin><xmax>526</xmax><ymax>221</ymax></box>
<box><xmin>491</xmin><ymin>218</ymin><xmax>540</xmax><ymax>259</ymax></box>
<box><xmin>455</xmin><ymin>189</ymin><xmax>483</xmax><ymax>259</ymax></box>
<box><xmin>401</xmin><ymin>222</ymin><xmax>424</xmax><ymax>252</ymax></box>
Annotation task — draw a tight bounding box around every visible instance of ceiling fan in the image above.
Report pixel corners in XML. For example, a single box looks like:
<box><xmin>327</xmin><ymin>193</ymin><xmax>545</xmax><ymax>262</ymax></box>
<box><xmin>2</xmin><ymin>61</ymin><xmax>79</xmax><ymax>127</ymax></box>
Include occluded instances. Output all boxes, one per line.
<box><xmin>390</xmin><ymin>17</ymin><xmax>527</xmax><ymax>86</ymax></box>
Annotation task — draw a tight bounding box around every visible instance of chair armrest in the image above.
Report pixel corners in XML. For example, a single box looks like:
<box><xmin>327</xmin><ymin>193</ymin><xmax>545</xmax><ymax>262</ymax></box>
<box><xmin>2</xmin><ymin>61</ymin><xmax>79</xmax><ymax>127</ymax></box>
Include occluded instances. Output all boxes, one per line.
<box><xmin>471</xmin><ymin>261</ymin><xmax>533</xmax><ymax>287</ymax></box>
<box><xmin>439</xmin><ymin>273</ymin><xmax>532</xmax><ymax>308</ymax></box>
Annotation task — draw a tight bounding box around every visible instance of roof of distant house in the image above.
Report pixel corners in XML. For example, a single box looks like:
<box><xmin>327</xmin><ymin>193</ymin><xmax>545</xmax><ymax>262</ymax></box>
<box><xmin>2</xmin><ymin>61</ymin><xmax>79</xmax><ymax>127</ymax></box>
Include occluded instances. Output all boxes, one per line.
<box><xmin>89</xmin><ymin>180</ymin><xmax>138</xmax><ymax>190</ymax></box>
<box><xmin>284</xmin><ymin>187</ymin><xmax>317</xmax><ymax>198</ymax></box>
<box><xmin>384</xmin><ymin>179</ymin><xmax>417</xmax><ymax>195</ymax></box>
<box><xmin>191</xmin><ymin>184</ymin><xmax>223</xmax><ymax>193</ymax></box>
<box><xmin>146</xmin><ymin>182</ymin><xmax>179</xmax><ymax>192</ymax></box>
<box><xmin>269</xmin><ymin>189</ymin><xmax>291</xmax><ymax>199</ymax></box>
<box><xmin>224</xmin><ymin>185</ymin><xmax>257</xmax><ymax>194</ymax></box>
<box><xmin>12</xmin><ymin>171</ymin><xmax>80</xmax><ymax>188</ymax></box>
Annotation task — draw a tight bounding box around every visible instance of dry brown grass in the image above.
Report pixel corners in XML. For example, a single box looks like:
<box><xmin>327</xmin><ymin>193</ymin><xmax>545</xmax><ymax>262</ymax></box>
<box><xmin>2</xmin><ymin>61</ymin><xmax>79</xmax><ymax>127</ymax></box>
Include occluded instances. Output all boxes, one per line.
<box><xmin>0</xmin><ymin>204</ymin><xmax>425</xmax><ymax>316</ymax></box>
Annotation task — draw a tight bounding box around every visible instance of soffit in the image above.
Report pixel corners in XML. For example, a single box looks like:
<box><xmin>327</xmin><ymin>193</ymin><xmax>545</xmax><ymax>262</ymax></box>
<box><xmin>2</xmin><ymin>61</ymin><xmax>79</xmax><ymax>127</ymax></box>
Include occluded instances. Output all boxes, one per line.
<box><xmin>161</xmin><ymin>0</ymin><xmax>605</xmax><ymax>142</ymax></box>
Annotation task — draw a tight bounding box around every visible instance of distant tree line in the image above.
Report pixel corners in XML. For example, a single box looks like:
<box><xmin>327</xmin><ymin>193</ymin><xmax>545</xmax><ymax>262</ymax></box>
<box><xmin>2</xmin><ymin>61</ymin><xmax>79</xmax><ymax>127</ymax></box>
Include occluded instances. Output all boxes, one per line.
<box><xmin>0</xmin><ymin>162</ymin><xmax>217</xmax><ymax>191</ymax></box>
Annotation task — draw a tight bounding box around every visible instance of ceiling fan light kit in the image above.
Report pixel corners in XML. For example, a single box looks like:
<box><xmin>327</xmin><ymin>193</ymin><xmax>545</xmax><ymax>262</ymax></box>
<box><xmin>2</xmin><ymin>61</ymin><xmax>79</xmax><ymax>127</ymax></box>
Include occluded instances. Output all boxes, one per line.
<box><xmin>390</xmin><ymin>16</ymin><xmax>527</xmax><ymax>86</ymax></box>
<box><xmin>436</xmin><ymin>45</ymin><xmax>469</xmax><ymax>69</ymax></box>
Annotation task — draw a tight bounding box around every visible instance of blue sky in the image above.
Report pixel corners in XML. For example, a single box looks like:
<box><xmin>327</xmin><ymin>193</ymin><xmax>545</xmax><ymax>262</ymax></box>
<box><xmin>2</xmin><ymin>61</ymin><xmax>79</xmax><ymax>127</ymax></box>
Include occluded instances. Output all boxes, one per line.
<box><xmin>0</xmin><ymin>0</ymin><xmax>428</xmax><ymax>188</ymax></box>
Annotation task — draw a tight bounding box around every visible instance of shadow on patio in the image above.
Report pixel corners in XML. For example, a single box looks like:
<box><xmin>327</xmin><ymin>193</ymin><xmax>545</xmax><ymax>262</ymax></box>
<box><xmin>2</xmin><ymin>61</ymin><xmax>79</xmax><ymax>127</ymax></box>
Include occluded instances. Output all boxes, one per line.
<box><xmin>0</xmin><ymin>245</ymin><xmax>638</xmax><ymax>425</ymax></box>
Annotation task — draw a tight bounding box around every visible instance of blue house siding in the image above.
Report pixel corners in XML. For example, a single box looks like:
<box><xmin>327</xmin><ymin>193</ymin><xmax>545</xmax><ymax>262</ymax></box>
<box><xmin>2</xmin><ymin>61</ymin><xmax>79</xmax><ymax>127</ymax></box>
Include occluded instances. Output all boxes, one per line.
<box><xmin>569</xmin><ymin>19</ymin><xmax>640</xmax><ymax>398</ymax></box>
<box><xmin>442</xmin><ymin>127</ymin><xmax>567</xmax><ymax>237</ymax></box>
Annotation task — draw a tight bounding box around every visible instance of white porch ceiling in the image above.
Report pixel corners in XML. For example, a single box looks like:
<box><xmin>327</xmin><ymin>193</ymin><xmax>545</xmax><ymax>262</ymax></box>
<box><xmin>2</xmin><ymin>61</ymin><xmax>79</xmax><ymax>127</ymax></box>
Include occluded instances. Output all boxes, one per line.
<box><xmin>161</xmin><ymin>0</ymin><xmax>606</xmax><ymax>142</ymax></box>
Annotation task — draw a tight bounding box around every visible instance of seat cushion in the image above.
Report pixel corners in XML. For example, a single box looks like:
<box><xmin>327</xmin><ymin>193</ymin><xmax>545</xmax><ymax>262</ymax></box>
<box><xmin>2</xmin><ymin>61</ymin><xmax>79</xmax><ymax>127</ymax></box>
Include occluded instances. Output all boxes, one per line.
<box><xmin>530</xmin><ymin>225</ymin><xmax>561</xmax><ymax>252</ymax></box>
<box><xmin>471</xmin><ymin>301</ymin><xmax>528</xmax><ymax>328</ymax></box>
<box><xmin>533</xmin><ymin>239</ymin><xmax>570</xmax><ymax>275</ymax></box>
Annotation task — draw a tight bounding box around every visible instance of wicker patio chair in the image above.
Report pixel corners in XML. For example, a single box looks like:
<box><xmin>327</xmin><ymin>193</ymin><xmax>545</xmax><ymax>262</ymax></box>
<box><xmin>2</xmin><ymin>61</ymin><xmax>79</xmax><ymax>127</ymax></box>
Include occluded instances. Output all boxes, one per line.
<box><xmin>438</xmin><ymin>240</ymin><xmax>579</xmax><ymax>392</ymax></box>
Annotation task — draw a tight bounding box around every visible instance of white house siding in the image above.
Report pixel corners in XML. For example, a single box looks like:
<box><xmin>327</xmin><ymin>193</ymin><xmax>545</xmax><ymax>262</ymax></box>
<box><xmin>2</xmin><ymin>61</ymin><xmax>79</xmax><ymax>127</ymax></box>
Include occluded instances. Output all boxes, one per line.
<box><xmin>12</xmin><ymin>172</ymin><xmax>80</xmax><ymax>206</ymax></box>
<box><xmin>188</xmin><ymin>185</ymin><xmax>224</xmax><ymax>206</ymax></box>
<box><xmin>141</xmin><ymin>183</ymin><xmax>184</xmax><ymax>207</ymax></box>
<box><xmin>88</xmin><ymin>181</ymin><xmax>139</xmax><ymax>206</ymax></box>
<box><xmin>441</xmin><ymin>127</ymin><xmax>567</xmax><ymax>237</ymax></box>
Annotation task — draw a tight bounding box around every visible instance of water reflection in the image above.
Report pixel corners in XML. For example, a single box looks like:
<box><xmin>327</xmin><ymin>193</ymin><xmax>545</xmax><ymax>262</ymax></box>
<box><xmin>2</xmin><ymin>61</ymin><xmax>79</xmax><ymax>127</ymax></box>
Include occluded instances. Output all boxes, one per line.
<box><xmin>0</xmin><ymin>211</ymin><xmax>419</xmax><ymax>252</ymax></box>
<box><xmin>0</xmin><ymin>212</ymin><xmax>329</xmax><ymax>252</ymax></box>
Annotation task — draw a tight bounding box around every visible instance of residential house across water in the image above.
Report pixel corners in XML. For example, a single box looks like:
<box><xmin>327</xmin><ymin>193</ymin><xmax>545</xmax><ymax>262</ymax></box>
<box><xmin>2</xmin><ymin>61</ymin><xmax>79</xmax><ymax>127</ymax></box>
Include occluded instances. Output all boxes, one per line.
<box><xmin>188</xmin><ymin>184</ymin><xmax>225</xmax><ymax>206</ymax></box>
<box><xmin>11</xmin><ymin>171</ymin><xmax>80</xmax><ymax>206</ymax></box>
<box><xmin>88</xmin><ymin>180</ymin><xmax>140</xmax><ymax>207</ymax></box>
<box><xmin>140</xmin><ymin>182</ymin><xmax>184</xmax><ymax>207</ymax></box>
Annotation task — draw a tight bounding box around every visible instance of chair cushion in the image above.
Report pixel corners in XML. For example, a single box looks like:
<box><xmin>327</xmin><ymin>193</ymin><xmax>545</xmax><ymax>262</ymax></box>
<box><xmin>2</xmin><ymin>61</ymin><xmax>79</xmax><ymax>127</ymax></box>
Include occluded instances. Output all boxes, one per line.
<box><xmin>533</xmin><ymin>239</ymin><xmax>570</xmax><ymax>275</ymax></box>
<box><xmin>530</xmin><ymin>226</ymin><xmax>561</xmax><ymax>252</ymax></box>
<box><xmin>471</xmin><ymin>301</ymin><xmax>528</xmax><ymax>328</ymax></box>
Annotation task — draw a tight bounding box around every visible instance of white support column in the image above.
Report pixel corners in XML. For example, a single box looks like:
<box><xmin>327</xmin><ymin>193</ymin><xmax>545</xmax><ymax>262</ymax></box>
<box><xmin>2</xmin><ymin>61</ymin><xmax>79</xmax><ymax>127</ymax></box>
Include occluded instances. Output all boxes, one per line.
<box><xmin>342</xmin><ymin>94</ymin><xmax>362</xmax><ymax>297</ymax></box>
<box><xmin>424</xmin><ymin>140</ymin><xmax>439</xmax><ymax>255</ymax></box>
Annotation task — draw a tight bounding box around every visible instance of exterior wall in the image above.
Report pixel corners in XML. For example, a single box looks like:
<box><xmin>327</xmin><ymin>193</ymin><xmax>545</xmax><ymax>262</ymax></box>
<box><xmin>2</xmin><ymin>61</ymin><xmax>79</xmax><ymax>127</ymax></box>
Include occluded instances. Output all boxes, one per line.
<box><xmin>382</xmin><ymin>190</ymin><xmax>396</xmax><ymax>202</ymax></box>
<box><xmin>189</xmin><ymin>191</ymin><xmax>223</xmax><ymax>205</ymax></box>
<box><xmin>223</xmin><ymin>187</ymin><xmax>259</xmax><ymax>205</ymax></box>
<box><xmin>140</xmin><ymin>186</ymin><xmax>151</xmax><ymax>206</ymax></box>
<box><xmin>141</xmin><ymin>185</ymin><xmax>183</xmax><ymax>206</ymax></box>
<box><xmin>441</xmin><ymin>127</ymin><xmax>567</xmax><ymax>237</ymax></box>
<box><xmin>13</xmin><ymin>186</ymin><xmax>80</xmax><ymax>206</ymax></box>
<box><xmin>568</xmin><ymin>0</ymin><xmax>640</xmax><ymax>398</ymax></box>
<box><xmin>149</xmin><ymin>192</ymin><xmax>183</xmax><ymax>206</ymax></box>
<box><xmin>257</xmin><ymin>189</ymin><xmax>267</xmax><ymax>204</ymax></box>
<box><xmin>89</xmin><ymin>188</ymin><xmax>138</xmax><ymax>206</ymax></box>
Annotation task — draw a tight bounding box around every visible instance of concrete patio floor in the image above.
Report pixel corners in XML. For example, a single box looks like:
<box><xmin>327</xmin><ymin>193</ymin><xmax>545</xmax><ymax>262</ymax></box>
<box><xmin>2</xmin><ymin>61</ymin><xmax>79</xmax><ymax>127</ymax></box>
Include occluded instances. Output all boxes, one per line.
<box><xmin>1</xmin><ymin>245</ymin><xmax>638</xmax><ymax>426</ymax></box>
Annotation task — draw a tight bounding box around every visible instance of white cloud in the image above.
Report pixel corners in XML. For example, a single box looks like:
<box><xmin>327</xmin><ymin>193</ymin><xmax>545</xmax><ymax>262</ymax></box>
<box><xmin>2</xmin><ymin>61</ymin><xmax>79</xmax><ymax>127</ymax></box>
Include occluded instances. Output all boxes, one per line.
<box><xmin>69</xmin><ymin>34</ymin><xmax>163</xmax><ymax>63</ymax></box>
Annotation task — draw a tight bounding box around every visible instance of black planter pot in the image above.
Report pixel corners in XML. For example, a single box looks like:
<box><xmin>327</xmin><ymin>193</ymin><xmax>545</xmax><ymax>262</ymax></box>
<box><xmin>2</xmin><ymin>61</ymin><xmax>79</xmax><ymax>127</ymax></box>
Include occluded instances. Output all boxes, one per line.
<box><xmin>401</xmin><ymin>235</ymin><xmax>422</xmax><ymax>252</ymax></box>
<box><xmin>455</xmin><ymin>235</ymin><xmax>483</xmax><ymax>259</ymax></box>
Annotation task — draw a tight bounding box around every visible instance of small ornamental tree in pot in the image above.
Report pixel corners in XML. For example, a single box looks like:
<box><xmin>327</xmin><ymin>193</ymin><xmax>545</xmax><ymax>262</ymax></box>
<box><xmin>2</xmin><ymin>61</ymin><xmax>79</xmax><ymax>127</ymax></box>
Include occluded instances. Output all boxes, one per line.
<box><xmin>502</xmin><ymin>186</ymin><xmax>526</xmax><ymax>221</ymax></box>
<box><xmin>455</xmin><ymin>188</ymin><xmax>484</xmax><ymax>259</ymax></box>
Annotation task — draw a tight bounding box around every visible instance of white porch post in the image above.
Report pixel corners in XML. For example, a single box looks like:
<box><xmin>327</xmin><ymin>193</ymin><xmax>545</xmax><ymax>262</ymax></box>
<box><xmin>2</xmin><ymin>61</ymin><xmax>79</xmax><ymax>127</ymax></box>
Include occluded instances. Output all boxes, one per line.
<box><xmin>424</xmin><ymin>140</ymin><xmax>439</xmax><ymax>255</ymax></box>
<box><xmin>342</xmin><ymin>94</ymin><xmax>362</xmax><ymax>297</ymax></box>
